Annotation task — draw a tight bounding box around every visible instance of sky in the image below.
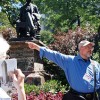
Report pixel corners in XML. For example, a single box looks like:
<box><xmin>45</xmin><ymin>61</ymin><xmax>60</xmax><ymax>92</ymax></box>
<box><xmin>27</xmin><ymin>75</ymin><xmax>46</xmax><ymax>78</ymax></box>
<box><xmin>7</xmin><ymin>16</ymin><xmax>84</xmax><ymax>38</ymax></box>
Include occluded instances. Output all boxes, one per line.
<box><xmin>0</xmin><ymin>7</ymin><xmax>1</xmax><ymax>12</ymax></box>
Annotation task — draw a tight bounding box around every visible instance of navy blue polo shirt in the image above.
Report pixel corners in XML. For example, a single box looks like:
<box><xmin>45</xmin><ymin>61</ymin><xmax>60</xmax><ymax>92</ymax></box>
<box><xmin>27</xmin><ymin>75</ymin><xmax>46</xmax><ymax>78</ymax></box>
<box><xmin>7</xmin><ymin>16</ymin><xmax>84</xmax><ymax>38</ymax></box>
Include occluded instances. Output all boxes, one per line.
<box><xmin>40</xmin><ymin>47</ymin><xmax>100</xmax><ymax>93</ymax></box>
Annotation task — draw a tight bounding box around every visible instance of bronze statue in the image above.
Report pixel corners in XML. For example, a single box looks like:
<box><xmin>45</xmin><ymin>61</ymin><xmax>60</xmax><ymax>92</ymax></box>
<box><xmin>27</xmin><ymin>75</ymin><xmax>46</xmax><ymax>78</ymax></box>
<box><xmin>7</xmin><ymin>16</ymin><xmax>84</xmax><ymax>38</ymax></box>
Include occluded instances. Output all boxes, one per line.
<box><xmin>16</xmin><ymin>0</ymin><xmax>41</xmax><ymax>38</ymax></box>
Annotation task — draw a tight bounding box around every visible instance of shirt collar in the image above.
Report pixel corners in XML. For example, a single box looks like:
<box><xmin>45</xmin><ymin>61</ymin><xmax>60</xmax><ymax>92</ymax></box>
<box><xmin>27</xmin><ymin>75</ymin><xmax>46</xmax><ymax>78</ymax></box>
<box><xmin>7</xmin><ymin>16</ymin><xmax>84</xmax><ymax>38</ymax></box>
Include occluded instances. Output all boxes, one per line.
<box><xmin>77</xmin><ymin>54</ymin><xmax>90</xmax><ymax>62</ymax></box>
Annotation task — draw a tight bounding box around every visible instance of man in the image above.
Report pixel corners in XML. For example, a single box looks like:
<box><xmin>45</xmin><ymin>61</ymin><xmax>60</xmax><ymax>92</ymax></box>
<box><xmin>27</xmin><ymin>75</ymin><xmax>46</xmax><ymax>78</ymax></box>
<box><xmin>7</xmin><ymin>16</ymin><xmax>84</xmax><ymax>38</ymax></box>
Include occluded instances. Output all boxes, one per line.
<box><xmin>0</xmin><ymin>36</ymin><xmax>26</xmax><ymax>100</ymax></box>
<box><xmin>26</xmin><ymin>40</ymin><xmax>100</xmax><ymax>100</ymax></box>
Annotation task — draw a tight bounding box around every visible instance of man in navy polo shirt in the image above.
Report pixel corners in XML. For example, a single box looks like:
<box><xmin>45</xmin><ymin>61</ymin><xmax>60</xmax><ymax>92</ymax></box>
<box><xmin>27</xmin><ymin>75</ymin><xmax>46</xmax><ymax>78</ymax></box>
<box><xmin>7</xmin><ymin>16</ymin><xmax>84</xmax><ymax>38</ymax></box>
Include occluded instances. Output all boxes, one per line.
<box><xmin>26</xmin><ymin>40</ymin><xmax>100</xmax><ymax>100</ymax></box>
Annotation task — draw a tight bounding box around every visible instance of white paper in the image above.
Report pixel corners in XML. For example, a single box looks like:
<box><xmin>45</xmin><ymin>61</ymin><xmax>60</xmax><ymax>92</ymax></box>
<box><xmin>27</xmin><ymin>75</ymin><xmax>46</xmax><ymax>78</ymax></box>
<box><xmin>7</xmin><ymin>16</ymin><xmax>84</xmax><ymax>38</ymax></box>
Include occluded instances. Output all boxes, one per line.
<box><xmin>0</xmin><ymin>58</ymin><xmax>17</xmax><ymax>75</ymax></box>
<box><xmin>0</xmin><ymin>58</ymin><xmax>17</xmax><ymax>83</ymax></box>
<box><xmin>0</xmin><ymin>58</ymin><xmax>17</xmax><ymax>97</ymax></box>
<box><xmin>0</xmin><ymin>88</ymin><xmax>11</xmax><ymax>100</ymax></box>
<box><xmin>6</xmin><ymin>58</ymin><xmax>17</xmax><ymax>72</ymax></box>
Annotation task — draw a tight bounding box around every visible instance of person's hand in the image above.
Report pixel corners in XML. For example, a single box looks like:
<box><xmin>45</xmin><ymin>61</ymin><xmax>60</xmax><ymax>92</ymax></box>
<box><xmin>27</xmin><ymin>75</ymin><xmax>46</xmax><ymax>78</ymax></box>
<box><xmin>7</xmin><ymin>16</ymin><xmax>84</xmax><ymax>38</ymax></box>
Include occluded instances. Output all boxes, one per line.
<box><xmin>8</xmin><ymin>69</ymin><xmax>26</xmax><ymax>100</ymax></box>
<box><xmin>26</xmin><ymin>42</ymin><xmax>40</xmax><ymax>51</ymax></box>
<box><xmin>8</xmin><ymin>69</ymin><xmax>25</xmax><ymax>90</ymax></box>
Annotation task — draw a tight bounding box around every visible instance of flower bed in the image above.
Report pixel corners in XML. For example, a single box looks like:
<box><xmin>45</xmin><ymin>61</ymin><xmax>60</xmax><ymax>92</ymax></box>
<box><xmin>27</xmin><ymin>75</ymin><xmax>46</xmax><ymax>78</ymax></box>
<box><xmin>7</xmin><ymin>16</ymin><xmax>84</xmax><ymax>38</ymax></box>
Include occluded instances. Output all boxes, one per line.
<box><xmin>11</xmin><ymin>80</ymin><xmax>67</xmax><ymax>100</ymax></box>
<box><xmin>12</xmin><ymin>91</ymin><xmax>64</xmax><ymax>100</ymax></box>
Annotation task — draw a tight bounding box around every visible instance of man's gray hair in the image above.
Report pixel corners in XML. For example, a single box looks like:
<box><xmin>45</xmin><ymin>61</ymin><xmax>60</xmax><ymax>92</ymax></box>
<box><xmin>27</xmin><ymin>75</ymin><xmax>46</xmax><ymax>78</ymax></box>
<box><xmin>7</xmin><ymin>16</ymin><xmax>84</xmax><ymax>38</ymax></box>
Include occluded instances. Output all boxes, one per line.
<box><xmin>0</xmin><ymin>35</ymin><xmax>10</xmax><ymax>56</ymax></box>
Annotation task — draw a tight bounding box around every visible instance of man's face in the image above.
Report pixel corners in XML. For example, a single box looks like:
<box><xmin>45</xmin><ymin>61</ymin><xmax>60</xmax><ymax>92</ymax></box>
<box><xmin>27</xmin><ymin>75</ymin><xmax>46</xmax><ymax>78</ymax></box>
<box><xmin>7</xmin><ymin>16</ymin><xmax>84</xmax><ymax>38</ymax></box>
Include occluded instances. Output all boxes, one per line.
<box><xmin>80</xmin><ymin>44</ymin><xmax>94</xmax><ymax>58</ymax></box>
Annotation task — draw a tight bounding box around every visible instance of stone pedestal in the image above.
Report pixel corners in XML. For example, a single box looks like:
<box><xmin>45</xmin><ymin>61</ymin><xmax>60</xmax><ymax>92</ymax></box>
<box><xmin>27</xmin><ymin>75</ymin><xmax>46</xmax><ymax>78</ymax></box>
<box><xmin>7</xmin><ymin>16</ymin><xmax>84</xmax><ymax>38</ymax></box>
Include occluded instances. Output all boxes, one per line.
<box><xmin>8</xmin><ymin>37</ymin><xmax>48</xmax><ymax>85</ymax></box>
<box><xmin>8</xmin><ymin>37</ymin><xmax>44</xmax><ymax>71</ymax></box>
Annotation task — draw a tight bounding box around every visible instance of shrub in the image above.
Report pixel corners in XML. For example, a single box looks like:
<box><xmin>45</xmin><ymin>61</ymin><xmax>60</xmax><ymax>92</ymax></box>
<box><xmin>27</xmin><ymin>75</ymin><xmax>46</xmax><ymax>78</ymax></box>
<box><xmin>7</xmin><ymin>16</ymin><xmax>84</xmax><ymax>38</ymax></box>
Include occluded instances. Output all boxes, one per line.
<box><xmin>40</xmin><ymin>30</ymin><xmax>54</xmax><ymax>45</ymax></box>
<box><xmin>24</xmin><ymin>80</ymin><xmax>67</xmax><ymax>94</ymax></box>
<box><xmin>11</xmin><ymin>80</ymin><xmax>67</xmax><ymax>100</ymax></box>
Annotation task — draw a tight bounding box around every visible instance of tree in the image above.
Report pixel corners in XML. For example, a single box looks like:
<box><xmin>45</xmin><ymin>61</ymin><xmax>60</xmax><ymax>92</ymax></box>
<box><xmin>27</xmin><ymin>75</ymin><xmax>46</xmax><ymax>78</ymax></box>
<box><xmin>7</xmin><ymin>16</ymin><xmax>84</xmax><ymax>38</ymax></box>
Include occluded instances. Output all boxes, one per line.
<box><xmin>0</xmin><ymin>0</ymin><xmax>22</xmax><ymax>27</ymax></box>
<box><xmin>32</xmin><ymin>0</ymin><xmax>99</xmax><ymax>32</ymax></box>
<box><xmin>0</xmin><ymin>12</ymin><xmax>11</xmax><ymax>27</ymax></box>
<box><xmin>0</xmin><ymin>0</ymin><xmax>100</xmax><ymax>32</ymax></box>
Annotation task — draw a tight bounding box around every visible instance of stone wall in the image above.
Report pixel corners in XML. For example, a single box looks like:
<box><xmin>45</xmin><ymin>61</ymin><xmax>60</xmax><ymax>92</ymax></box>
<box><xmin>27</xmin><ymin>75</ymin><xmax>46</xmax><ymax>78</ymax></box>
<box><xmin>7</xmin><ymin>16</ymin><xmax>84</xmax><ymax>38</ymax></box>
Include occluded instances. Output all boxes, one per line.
<box><xmin>7</xmin><ymin>38</ymin><xmax>51</xmax><ymax>85</ymax></box>
<box><xmin>8</xmin><ymin>38</ymin><xmax>44</xmax><ymax>71</ymax></box>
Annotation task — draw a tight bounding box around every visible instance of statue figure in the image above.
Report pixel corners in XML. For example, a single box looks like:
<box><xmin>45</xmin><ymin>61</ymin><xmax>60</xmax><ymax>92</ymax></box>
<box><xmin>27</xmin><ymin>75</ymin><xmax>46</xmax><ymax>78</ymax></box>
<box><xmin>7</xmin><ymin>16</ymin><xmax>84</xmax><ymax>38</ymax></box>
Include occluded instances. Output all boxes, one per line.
<box><xmin>16</xmin><ymin>0</ymin><xmax>41</xmax><ymax>38</ymax></box>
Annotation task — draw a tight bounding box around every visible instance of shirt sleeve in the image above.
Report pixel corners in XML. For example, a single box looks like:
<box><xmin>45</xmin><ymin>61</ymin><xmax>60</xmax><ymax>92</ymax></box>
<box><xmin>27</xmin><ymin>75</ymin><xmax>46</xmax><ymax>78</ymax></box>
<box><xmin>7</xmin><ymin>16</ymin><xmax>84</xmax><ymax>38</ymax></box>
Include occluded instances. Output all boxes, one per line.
<box><xmin>40</xmin><ymin>47</ymin><xmax>70</xmax><ymax>70</ymax></box>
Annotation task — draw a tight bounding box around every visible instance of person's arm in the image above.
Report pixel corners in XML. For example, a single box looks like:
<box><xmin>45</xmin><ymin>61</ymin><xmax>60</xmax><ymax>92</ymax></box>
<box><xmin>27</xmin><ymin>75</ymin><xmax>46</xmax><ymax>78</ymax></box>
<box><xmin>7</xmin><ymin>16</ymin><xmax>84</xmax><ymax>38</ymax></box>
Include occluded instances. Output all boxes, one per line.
<box><xmin>26</xmin><ymin>42</ymin><xmax>70</xmax><ymax>70</ymax></box>
<box><xmin>9</xmin><ymin>69</ymin><xmax>26</xmax><ymax>100</ymax></box>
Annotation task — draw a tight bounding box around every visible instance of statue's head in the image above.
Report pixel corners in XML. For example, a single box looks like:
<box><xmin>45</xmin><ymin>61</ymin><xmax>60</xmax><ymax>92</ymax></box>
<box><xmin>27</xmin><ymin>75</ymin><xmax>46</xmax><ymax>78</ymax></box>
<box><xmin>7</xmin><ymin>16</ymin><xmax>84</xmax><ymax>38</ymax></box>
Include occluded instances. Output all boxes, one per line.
<box><xmin>26</xmin><ymin>0</ymin><xmax>31</xmax><ymax>3</ymax></box>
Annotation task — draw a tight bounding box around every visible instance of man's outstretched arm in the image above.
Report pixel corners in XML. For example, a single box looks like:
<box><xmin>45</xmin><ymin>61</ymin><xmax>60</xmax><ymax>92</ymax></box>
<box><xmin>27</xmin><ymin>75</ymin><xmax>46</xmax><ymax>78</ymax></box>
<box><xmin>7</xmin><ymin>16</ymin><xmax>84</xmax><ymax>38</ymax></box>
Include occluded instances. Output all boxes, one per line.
<box><xmin>26</xmin><ymin>42</ymin><xmax>67</xmax><ymax>70</ymax></box>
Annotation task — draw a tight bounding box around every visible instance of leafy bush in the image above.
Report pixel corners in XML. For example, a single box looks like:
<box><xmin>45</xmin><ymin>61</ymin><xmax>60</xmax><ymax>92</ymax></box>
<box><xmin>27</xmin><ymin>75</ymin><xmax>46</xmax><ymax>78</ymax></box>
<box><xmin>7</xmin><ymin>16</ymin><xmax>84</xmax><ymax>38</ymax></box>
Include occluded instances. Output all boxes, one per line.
<box><xmin>11</xmin><ymin>80</ymin><xmax>67</xmax><ymax>100</ymax></box>
<box><xmin>40</xmin><ymin>30</ymin><xmax>54</xmax><ymax>45</ymax></box>
<box><xmin>49</xmin><ymin>27</ymin><xmax>96</xmax><ymax>55</ymax></box>
<box><xmin>43</xmin><ymin>58</ymin><xmax>67</xmax><ymax>85</ymax></box>
<box><xmin>24</xmin><ymin>80</ymin><xmax>67</xmax><ymax>94</ymax></box>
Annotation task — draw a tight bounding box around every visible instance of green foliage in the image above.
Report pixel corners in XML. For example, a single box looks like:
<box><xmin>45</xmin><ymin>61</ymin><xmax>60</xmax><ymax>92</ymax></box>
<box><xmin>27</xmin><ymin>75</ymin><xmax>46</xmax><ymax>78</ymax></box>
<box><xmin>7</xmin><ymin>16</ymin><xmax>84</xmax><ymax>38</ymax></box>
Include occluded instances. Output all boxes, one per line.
<box><xmin>41</xmin><ymin>80</ymin><xmax>67</xmax><ymax>93</ymax></box>
<box><xmin>25</xmin><ymin>84</ymin><xmax>40</xmax><ymax>94</ymax></box>
<box><xmin>93</xmin><ymin>41</ymin><xmax>100</xmax><ymax>63</ymax></box>
<box><xmin>24</xmin><ymin>80</ymin><xmax>67</xmax><ymax>94</ymax></box>
<box><xmin>0</xmin><ymin>0</ymin><xmax>25</xmax><ymax>27</ymax></box>
<box><xmin>0</xmin><ymin>0</ymin><xmax>100</xmax><ymax>32</ymax></box>
<box><xmin>0</xmin><ymin>12</ymin><xmax>11</xmax><ymax>27</ymax></box>
<box><xmin>93</xmin><ymin>52</ymin><xmax>100</xmax><ymax>63</ymax></box>
<box><xmin>40</xmin><ymin>30</ymin><xmax>54</xmax><ymax>45</ymax></box>
<box><xmin>37</xmin><ymin>0</ymin><xmax>100</xmax><ymax>32</ymax></box>
<box><xmin>43</xmin><ymin>58</ymin><xmax>67</xmax><ymax>85</ymax></box>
